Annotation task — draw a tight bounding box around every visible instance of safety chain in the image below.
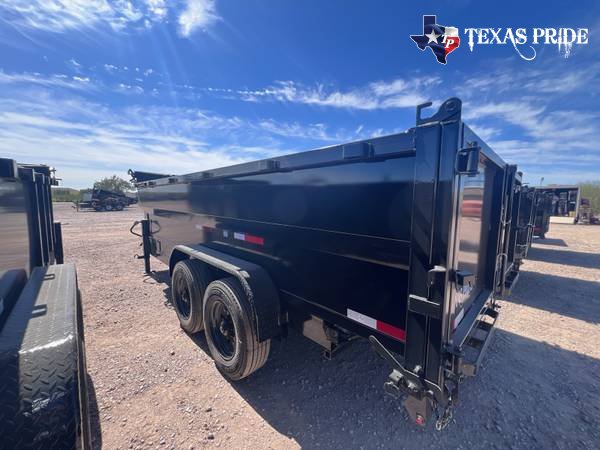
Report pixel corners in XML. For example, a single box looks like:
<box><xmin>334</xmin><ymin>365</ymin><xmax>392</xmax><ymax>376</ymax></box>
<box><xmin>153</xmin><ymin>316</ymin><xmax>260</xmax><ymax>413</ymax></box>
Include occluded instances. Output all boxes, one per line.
<box><xmin>434</xmin><ymin>397</ymin><xmax>454</xmax><ymax>431</ymax></box>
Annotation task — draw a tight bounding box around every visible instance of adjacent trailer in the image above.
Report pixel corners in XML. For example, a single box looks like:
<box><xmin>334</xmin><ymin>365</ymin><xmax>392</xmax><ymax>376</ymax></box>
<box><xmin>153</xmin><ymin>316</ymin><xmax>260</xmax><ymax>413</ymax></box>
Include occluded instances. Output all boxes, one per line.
<box><xmin>535</xmin><ymin>185</ymin><xmax>581</xmax><ymax>223</ymax></box>
<box><xmin>502</xmin><ymin>174</ymin><xmax>537</xmax><ymax>294</ymax></box>
<box><xmin>91</xmin><ymin>188</ymin><xmax>135</xmax><ymax>211</ymax></box>
<box><xmin>131</xmin><ymin>98</ymin><xmax>519</xmax><ymax>428</ymax></box>
<box><xmin>0</xmin><ymin>159</ymin><xmax>90</xmax><ymax>448</ymax></box>
<box><xmin>533</xmin><ymin>190</ymin><xmax>554</xmax><ymax>238</ymax></box>
<box><xmin>514</xmin><ymin>184</ymin><xmax>536</xmax><ymax>263</ymax></box>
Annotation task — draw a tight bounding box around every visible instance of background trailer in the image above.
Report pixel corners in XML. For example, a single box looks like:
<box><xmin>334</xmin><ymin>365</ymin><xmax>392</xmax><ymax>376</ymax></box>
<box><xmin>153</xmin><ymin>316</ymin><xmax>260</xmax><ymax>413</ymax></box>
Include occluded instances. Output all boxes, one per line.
<box><xmin>535</xmin><ymin>185</ymin><xmax>581</xmax><ymax>224</ymax></box>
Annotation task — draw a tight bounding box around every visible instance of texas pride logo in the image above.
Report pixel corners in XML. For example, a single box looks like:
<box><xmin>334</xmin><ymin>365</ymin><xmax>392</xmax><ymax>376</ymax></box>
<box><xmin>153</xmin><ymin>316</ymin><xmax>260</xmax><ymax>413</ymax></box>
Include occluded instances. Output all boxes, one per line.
<box><xmin>410</xmin><ymin>15</ymin><xmax>460</xmax><ymax>65</ymax></box>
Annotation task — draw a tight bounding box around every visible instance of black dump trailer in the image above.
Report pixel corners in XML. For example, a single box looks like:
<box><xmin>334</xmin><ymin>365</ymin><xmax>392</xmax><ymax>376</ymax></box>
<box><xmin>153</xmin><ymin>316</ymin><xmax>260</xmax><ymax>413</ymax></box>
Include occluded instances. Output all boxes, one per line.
<box><xmin>131</xmin><ymin>98</ymin><xmax>521</xmax><ymax>428</ymax></box>
<box><xmin>78</xmin><ymin>188</ymin><xmax>133</xmax><ymax>212</ymax></box>
<box><xmin>535</xmin><ymin>185</ymin><xmax>581</xmax><ymax>220</ymax></box>
<box><xmin>0</xmin><ymin>159</ymin><xmax>90</xmax><ymax>448</ymax></box>
<box><xmin>533</xmin><ymin>189</ymin><xmax>554</xmax><ymax>238</ymax></box>
<box><xmin>90</xmin><ymin>188</ymin><xmax>134</xmax><ymax>211</ymax></box>
<box><xmin>502</xmin><ymin>175</ymin><xmax>537</xmax><ymax>293</ymax></box>
<box><xmin>514</xmin><ymin>184</ymin><xmax>536</xmax><ymax>263</ymax></box>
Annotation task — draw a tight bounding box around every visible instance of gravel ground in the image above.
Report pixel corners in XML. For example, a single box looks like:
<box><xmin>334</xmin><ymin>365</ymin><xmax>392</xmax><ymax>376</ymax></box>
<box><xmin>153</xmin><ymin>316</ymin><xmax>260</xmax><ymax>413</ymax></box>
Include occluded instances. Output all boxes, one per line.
<box><xmin>54</xmin><ymin>203</ymin><xmax>600</xmax><ymax>449</ymax></box>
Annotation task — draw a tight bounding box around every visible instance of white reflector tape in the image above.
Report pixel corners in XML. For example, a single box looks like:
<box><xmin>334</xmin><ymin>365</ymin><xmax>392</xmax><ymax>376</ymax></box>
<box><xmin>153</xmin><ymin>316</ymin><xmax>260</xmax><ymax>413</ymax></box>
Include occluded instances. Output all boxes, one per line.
<box><xmin>233</xmin><ymin>232</ymin><xmax>245</xmax><ymax>241</ymax></box>
<box><xmin>347</xmin><ymin>308</ymin><xmax>406</xmax><ymax>342</ymax></box>
<box><xmin>347</xmin><ymin>308</ymin><xmax>377</xmax><ymax>329</ymax></box>
<box><xmin>453</xmin><ymin>307</ymin><xmax>465</xmax><ymax>330</ymax></box>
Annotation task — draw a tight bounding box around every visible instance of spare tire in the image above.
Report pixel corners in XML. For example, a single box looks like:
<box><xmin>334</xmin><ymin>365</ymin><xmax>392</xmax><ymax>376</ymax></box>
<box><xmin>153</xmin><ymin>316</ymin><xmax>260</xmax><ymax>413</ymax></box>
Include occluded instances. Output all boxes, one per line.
<box><xmin>171</xmin><ymin>259</ymin><xmax>212</xmax><ymax>333</ymax></box>
<box><xmin>203</xmin><ymin>277</ymin><xmax>270</xmax><ymax>380</ymax></box>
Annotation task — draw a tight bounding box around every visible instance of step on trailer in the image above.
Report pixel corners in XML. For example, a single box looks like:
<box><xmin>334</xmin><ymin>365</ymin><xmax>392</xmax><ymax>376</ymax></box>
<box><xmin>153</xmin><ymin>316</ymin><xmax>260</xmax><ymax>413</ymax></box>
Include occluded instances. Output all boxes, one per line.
<box><xmin>130</xmin><ymin>98</ymin><xmax>521</xmax><ymax>429</ymax></box>
<box><xmin>0</xmin><ymin>159</ymin><xmax>90</xmax><ymax>448</ymax></box>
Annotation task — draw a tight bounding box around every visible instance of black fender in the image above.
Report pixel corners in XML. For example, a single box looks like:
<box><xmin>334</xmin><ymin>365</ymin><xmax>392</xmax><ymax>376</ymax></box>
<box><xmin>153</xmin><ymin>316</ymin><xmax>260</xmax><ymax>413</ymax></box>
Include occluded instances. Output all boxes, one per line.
<box><xmin>0</xmin><ymin>263</ymin><xmax>91</xmax><ymax>449</ymax></box>
<box><xmin>169</xmin><ymin>245</ymin><xmax>281</xmax><ymax>342</ymax></box>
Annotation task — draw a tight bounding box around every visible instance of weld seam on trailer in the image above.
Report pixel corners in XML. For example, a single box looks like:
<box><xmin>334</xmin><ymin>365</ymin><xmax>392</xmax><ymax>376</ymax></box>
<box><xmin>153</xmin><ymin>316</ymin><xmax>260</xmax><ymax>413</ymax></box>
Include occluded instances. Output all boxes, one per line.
<box><xmin>194</xmin><ymin>214</ymin><xmax>413</xmax><ymax>244</ymax></box>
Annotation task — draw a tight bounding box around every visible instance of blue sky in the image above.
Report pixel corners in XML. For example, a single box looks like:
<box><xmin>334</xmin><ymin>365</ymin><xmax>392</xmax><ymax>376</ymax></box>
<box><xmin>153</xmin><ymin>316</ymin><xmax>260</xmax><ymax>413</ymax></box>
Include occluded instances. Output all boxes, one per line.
<box><xmin>0</xmin><ymin>0</ymin><xmax>598</xmax><ymax>188</ymax></box>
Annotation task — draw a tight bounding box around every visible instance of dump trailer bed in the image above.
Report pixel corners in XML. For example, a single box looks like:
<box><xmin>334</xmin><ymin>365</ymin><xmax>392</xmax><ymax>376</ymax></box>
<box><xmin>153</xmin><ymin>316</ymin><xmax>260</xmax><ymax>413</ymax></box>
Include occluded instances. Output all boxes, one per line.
<box><xmin>132</xmin><ymin>98</ymin><xmax>519</xmax><ymax>427</ymax></box>
<box><xmin>0</xmin><ymin>159</ymin><xmax>90</xmax><ymax>448</ymax></box>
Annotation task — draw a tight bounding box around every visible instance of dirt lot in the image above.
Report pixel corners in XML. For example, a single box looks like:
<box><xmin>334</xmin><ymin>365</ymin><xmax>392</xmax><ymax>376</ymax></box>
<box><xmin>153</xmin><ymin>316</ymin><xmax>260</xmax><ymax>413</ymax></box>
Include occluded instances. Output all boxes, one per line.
<box><xmin>54</xmin><ymin>203</ymin><xmax>600</xmax><ymax>449</ymax></box>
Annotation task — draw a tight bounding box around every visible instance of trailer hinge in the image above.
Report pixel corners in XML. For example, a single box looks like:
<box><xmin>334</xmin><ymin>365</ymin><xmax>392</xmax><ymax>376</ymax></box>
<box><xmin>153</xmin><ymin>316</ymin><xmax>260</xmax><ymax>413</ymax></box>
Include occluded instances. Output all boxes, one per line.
<box><xmin>408</xmin><ymin>265</ymin><xmax>446</xmax><ymax>319</ymax></box>
<box><xmin>455</xmin><ymin>145</ymin><xmax>480</xmax><ymax>176</ymax></box>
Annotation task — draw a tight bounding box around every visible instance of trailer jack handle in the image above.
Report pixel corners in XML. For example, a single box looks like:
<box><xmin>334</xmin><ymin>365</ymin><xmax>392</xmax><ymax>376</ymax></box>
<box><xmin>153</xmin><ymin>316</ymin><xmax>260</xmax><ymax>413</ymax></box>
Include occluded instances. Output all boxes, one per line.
<box><xmin>130</xmin><ymin>219</ymin><xmax>151</xmax><ymax>274</ymax></box>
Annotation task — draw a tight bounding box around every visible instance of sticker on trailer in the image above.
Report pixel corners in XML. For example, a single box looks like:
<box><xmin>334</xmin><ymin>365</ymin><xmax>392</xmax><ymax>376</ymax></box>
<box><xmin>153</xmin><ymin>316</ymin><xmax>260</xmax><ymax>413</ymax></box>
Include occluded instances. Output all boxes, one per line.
<box><xmin>346</xmin><ymin>308</ymin><xmax>406</xmax><ymax>341</ymax></box>
<box><xmin>225</xmin><ymin>230</ymin><xmax>265</xmax><ymax>246</ymax></box>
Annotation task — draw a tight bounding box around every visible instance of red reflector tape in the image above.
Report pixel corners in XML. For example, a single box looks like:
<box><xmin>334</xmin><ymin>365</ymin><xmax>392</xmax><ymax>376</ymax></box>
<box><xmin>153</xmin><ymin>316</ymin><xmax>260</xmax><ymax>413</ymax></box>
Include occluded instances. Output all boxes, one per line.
<box><xmin>244</xmin><ymin>234</ymin><xmax>264</xmax><ymax>245</ymax></box>
<box><xmin>376</xmin><ymin>320</ymin><xmax>406</xmax><ymax>341</ymax></box>
<box><xmin>231</xmin><ymin>231</ymin><xmax>264</xmax><ymax>246</ymax></box>
<box><xmin>347</xmin><ymin>308</ymin><xmax>406</xmax><ymax>342</ymax></box>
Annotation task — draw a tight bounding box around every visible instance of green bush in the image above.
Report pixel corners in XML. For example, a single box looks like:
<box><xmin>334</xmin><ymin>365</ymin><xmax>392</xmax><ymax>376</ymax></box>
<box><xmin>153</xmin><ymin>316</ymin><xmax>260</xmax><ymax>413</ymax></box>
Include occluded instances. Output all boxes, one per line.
<box><xmin>52</xmin><ymin>188</ymin><xmax>81</xmax><ymax>202</ymax></box>
<box><xmin>579</xmin><ymin>181</ymin><xmax>600</xmax><ymax>215</ymax></box>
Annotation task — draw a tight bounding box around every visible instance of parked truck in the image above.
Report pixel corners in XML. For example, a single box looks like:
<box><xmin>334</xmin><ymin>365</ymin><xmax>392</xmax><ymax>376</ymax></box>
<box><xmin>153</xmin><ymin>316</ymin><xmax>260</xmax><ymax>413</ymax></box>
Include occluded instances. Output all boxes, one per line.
<box><xmin>130</xmin><ymin>98</ymin><xmax>522</xmax><ymax>428</ymax></box>
<box><xmin>0</xmin><ymin>159</ymin><xmax>90</xmax><ymax>448</ymax></box>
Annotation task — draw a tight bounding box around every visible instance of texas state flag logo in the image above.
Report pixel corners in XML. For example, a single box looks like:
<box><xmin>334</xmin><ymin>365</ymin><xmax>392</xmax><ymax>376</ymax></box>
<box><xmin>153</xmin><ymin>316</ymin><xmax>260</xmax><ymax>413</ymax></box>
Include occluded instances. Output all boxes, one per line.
<box><xmin>410</xmin><ymin>15</ymin><xmax>460</xmax><ymax>65</ymax></box>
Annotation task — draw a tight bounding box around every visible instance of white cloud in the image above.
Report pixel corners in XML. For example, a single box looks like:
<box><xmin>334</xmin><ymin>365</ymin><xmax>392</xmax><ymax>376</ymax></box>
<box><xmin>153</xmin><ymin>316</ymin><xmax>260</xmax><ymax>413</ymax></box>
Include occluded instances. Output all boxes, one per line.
<box><xmin>0</xmin><ymin>90</ymin><xmax>376</xmax><ymax>188</ymax></box>
<box><xmin>178</xmin><ymin>0</ymin><xmax>219</xmax><ymax>37</ymax></box>
<box><xmin>232</xmin><ymin>77</ymin><xmax>435</xmax><ymax>110</ymax></box>
<box><xmin>0</xmin><ymin>0</ymin><xmax>219</xmax><ymax>37</ymax></box>
<box><xmin>0</xmin><ymin>70</ymin><xmax>97</xmax><ymax>91</ymax></box>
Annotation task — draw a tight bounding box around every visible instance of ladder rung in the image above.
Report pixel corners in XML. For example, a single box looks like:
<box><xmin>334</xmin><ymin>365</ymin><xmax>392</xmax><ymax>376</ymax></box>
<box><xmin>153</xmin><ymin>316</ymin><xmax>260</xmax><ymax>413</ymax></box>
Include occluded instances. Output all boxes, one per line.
<box><xmin>477</xmin><ymin>321</ymin><xmax>493</xmax><ymax>332</ymax></box>
<box><xmin>484</xmin><ymin>308</ymin><xmax>498</xmax><ymax>319</ymax></box>
<box><xmin>467</xmin><ymin>336</ymin><xmax>485</xmax><ymax>350</ymax></box>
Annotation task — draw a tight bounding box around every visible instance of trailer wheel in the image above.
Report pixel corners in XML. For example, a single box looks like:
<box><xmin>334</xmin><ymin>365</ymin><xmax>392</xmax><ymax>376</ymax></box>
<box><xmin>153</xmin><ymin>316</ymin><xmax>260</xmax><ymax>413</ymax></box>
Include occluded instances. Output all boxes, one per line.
<box><xmin>116</xmin><ymin>203</ymin><xmax>124</xmax><ymax>211</ymax></box>
<box><xmin>203</xmin><ymin>277</ymin><xmax>270</xmax><ymax>380</ymax></box>
<box><xmin>171</xmin><ymin>260</ymin><xmax>212</xmax><ymax>333</ymax></box>
<box><xmin>105</xmin><ymin>204</ymin><xmax>113</xmax><ymax>212</ymax></box>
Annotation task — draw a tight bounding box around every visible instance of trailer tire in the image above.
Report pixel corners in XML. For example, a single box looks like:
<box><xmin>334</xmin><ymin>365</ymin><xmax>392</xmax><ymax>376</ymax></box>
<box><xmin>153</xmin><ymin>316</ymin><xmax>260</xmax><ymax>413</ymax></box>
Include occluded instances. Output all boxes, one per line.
<box><xmin>203</xmin><ymin>277</ymin><xmax>270</xmax><ymax>380</ymax></box>
<box><xmin>171</xmin><ymin>259</ymin><xmax>212</xmax><ymax>333</ymax></box>
<box><xmin>105</xmin><ymin>204</ymin><xmax>113</xmax><ymax>211</ymax></box>
<box><xmin>116</xmin><ymin>203</ymin><xmax>124</xmax><ymax>211</ymax></box>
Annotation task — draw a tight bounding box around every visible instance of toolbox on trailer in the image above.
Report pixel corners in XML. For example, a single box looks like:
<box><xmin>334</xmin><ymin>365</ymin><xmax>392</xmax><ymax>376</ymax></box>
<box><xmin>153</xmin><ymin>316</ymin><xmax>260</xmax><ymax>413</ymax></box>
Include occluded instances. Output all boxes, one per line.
<box><xmin>130</xmin><ymin>98</ymin><xmax>520</xmax><ymax>428</ymax></box>
<box><xmin>0</xmin><ymin>159</ymin><xmax>90</xmax><ymax>448</ymax></box>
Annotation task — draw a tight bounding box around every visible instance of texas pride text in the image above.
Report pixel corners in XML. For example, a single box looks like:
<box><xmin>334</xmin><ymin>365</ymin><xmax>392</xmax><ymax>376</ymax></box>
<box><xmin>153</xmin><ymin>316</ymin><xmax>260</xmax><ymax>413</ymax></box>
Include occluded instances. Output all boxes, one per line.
<box><xmin>464</xmin><ymin>27</ymin><xmax>589</xmax><ymax>60</ymax></box>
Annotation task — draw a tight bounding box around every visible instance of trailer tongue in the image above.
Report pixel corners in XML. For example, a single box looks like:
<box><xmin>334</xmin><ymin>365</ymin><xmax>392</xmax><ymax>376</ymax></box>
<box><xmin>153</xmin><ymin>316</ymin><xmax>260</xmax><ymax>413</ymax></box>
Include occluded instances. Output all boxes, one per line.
<box><xmin>131</xmin><ymin>98</ymin><xmax>522</xmax><ymax>428</ymax></box>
